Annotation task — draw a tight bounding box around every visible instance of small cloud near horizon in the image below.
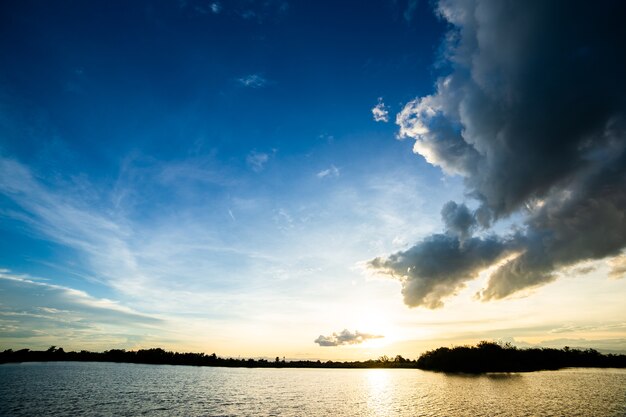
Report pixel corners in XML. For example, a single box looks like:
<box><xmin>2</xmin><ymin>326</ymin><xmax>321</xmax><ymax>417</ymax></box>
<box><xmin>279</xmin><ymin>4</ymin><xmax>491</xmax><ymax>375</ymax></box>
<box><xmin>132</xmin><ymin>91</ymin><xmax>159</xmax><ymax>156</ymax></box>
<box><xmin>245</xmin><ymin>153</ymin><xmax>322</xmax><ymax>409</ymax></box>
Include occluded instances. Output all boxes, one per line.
<box><xmin>314</xmin><ymin>329</ymin><xmax>383</xmax><ymax>347</ymax></box>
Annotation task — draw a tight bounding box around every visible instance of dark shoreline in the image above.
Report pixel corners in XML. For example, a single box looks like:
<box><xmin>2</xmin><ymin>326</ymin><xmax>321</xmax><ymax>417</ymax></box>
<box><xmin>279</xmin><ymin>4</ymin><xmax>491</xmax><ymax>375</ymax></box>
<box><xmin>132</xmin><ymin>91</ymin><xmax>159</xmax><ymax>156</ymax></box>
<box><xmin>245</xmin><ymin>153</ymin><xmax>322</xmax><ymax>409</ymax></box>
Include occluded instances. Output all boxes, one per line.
<box><xmin>2</xmin><ymin>342</ymin><xmax>625</xmax><ymax>373</ymax></box>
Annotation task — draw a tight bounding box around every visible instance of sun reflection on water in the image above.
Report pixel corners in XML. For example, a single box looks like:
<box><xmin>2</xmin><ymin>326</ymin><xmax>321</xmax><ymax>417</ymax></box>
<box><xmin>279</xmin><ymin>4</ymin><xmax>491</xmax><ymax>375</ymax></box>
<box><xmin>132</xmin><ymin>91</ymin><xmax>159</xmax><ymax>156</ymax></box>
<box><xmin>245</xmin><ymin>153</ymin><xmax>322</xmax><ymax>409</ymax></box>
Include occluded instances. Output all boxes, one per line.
<box><xmin>365</xmin><ymin>369</ymin><xmax>395</xmax><ymax>416</ymax></box>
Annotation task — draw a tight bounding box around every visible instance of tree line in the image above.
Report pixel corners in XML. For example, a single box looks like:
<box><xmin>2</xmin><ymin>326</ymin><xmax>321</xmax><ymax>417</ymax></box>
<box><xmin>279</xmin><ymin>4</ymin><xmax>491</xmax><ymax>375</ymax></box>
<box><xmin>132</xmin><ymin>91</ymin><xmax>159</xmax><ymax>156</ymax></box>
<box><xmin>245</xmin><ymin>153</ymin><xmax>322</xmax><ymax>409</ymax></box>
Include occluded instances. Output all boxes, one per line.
<box><xmin>1</xmin><ymin>342</ymin><xmax>624</xmax><ymax>373</ymax></box>
<box><xmin>415</xmin><ymin>341</ymin><xmax>626</xmax><ymax>372</ymax></box>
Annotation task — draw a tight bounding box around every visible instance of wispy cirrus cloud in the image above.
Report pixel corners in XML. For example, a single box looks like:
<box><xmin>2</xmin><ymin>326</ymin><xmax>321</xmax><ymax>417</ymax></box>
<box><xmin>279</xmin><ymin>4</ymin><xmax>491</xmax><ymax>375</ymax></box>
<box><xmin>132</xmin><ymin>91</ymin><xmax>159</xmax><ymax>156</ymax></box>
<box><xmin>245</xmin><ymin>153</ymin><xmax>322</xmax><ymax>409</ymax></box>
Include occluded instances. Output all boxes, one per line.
<box><xmin>316</xmin><ymin>165</ymin><xmax>340</xmax><ymax>179</ymax></box>
<box><xmin>314</xmin><ymin>329</ymin><xmax>383</xmax><ymax>347</ymax></box>
<box><xmin>246</xmin><ymin>150</ymin><xmax>271</xmax><ymax>172</ymax></box>
<box><xmin>0</xmin><ymin>271</ymin><xmax>159</xmax><ymax>323</ymax></box>
<box><xmin>0</xmin><ymin>154</ymin><xmax>341</xmax><ymax>318</ymax></box>
<box><xmin>403</xmin><ymin>0</ymin><xmax>419</xmax><ymax>22</ymax></box>
<box><xmin>0</xmin><ymin>156</ymin><xmax>142</xmax><ymax>291</ymax></box>
<box><xmin>0</xmin><ymin>155</ymin><xmax>253</xmax><ymax>304</ymax></box>
<box><xmin>0</xmin><ymin>270</ymin><xmax>160</xmax><ymax>349</ymax></box>
<box><xmin>0</xmin><ymin>151</ymin><xmax>450</xmax><ymax>353</ymax></box>
<box><xmin>238</xmin><ymin>74</ymin><xmax>269</xmax><ymax>88</ymax></box>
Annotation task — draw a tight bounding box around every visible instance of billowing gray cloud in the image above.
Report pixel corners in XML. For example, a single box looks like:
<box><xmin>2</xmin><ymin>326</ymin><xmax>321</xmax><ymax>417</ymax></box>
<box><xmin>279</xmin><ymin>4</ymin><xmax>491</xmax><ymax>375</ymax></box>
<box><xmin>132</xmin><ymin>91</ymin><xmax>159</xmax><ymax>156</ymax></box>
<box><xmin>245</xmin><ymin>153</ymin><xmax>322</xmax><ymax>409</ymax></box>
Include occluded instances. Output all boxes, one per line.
<box><xmin>314</xmin><ymin>329</ymin><xmax>383</xmax><ymax>347</ymax></box>
<box><xmin>440</xmin><ymin>201</ymin><xmax>476</xmax><ymax>240</ymax></box>
<box><xmin>370</xmin><ymin>0</ymin><xmax>626</xmax><ymax>307</ymax></box>
<box><xmin>369</xmin><ymin>233</ymin><xmax>514</xmax><ymax>308</ymax></box>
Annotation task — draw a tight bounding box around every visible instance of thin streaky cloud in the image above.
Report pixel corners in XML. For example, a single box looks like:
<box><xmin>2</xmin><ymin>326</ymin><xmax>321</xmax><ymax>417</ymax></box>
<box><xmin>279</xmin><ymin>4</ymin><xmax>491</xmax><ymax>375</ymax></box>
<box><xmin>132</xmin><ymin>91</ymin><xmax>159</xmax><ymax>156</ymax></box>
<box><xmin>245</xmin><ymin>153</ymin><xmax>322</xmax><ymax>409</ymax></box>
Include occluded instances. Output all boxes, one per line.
<box><xmin>404</xmin><ymin>0</ymin><xmax>419</xmax><ymax>22</ymax></box>
<box><xmin>0</xmin><ymin>271</ymin><xmax>161</xmax><ymax>323</ymax></box>
<box><xmin>317</xmin><ymin>165</ymin><xmax>340</xmax><ymax>179</ymax></box>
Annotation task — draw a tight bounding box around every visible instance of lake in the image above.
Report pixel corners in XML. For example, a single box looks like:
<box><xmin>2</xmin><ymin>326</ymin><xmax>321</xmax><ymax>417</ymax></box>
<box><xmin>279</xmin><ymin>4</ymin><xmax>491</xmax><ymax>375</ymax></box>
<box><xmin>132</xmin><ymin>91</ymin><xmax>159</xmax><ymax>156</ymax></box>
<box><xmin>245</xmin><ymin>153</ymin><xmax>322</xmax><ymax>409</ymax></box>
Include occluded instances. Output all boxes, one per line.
<box><xmin>0</xmin><ymin>362</ymin><xmax>624</xmax><ymax>416</ymax></box>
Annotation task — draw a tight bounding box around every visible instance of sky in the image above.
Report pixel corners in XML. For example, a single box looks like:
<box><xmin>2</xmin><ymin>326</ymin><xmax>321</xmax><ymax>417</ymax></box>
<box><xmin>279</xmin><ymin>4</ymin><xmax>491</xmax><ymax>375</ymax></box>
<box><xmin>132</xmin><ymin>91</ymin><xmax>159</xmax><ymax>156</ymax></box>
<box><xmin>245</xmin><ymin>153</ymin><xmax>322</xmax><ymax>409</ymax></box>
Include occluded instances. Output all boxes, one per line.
<box><xmin>1</xmin><ymin>0</ymin><xmax>625</xmax><ymax>360</ymax></box>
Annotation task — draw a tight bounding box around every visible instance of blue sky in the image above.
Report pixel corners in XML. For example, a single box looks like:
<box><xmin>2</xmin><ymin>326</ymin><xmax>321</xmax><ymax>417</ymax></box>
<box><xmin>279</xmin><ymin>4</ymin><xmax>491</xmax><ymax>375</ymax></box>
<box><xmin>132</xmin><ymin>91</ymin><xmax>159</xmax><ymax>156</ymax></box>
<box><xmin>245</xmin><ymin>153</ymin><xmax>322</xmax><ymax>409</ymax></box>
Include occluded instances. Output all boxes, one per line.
<box><xmin>2</xmin><ymin>0</ymin><xmax>626</xmax><ymax>358</ymax></box>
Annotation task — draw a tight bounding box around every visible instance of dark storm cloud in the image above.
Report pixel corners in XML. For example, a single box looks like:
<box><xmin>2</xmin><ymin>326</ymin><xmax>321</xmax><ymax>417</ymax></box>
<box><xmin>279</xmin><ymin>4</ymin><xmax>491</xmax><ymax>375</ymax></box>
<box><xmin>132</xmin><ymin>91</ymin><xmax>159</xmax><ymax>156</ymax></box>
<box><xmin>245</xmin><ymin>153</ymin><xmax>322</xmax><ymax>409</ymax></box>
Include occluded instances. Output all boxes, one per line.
<box><xmin>314</xmin><ymin>329</ymin><xmax>383</xmax><ymax>347</ymax></box>
<box><xmin>440</xmin><ymin>201</ymin><xmax>476</xmax><ymax>240</ymax></box>
<box><xmin>480</xmin><ymin>154</ymin><xmax>626</xmax><ymax>300</ymax></box>
<box><xmin>370</xmin><ymin>0</ymin><xmax>626</xmax><ymax>307</ymax></box>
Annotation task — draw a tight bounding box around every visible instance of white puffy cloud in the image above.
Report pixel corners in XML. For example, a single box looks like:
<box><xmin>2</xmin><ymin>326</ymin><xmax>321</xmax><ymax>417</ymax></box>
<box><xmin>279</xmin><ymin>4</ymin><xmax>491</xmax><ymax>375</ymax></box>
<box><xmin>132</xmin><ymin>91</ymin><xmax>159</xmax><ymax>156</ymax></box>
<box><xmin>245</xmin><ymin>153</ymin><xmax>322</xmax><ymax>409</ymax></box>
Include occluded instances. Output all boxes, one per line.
<box><xmin>372</xmin><ymin>97</ymin><xmax>390</xmax><ymax>123</ymax></box>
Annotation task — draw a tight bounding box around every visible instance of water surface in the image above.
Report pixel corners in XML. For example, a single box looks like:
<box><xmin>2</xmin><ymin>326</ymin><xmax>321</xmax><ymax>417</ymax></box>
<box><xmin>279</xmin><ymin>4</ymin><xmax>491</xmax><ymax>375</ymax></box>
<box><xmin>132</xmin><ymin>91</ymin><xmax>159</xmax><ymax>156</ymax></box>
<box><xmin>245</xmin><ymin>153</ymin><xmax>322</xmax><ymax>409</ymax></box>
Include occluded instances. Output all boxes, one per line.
<box><xmin>1</xmin><ymin>362</ymin><xmax>624</xmax><ymax>416</ymax></box>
